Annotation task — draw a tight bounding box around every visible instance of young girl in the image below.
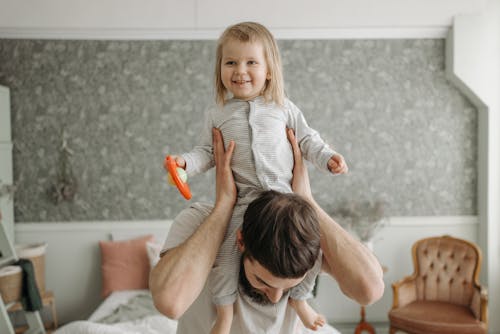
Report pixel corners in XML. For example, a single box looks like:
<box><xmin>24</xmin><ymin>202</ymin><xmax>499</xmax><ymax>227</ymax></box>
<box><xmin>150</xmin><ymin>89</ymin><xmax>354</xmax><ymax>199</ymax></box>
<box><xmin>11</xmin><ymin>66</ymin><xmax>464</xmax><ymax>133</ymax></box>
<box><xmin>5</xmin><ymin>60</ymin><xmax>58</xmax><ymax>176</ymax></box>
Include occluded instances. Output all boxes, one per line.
<box><xmin>168</xmin><ymin>22</ymin><xmax>347</xmax><ymax>333</ymax></box>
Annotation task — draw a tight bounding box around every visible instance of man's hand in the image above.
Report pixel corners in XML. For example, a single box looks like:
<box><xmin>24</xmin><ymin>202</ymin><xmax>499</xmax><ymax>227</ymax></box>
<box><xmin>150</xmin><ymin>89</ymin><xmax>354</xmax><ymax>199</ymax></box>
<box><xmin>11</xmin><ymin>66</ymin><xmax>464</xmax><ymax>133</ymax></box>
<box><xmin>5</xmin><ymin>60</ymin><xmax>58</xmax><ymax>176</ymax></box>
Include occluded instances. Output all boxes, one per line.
<box><xmin>287</xmin><ymin>129</ymin><xmax>384</xmax><ymax>306</ymax></box>
<box><xmin>150</xmin><ymin>129</ymin><xmax>236</xmax><ymax>320</ymax></box>
<box><xmin>287</xmin><ymin>128</ymin><xmax>313</xmax><ymax>202</ymax></box>
<box><xmin>213</xmin><ymin>128</ymin><xmax>236</xmax><ymax>208</ymax></box>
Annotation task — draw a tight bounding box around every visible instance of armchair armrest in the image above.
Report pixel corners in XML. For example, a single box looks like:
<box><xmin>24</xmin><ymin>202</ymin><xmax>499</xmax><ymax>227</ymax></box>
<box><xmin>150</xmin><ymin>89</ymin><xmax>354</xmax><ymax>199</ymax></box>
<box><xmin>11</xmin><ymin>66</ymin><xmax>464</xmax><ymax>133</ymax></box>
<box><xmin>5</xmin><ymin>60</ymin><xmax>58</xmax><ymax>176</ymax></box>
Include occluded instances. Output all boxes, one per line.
<box><xmin>470</xmin><ymin>284</ymin><xmax>488</xmax><ymax>324</ymax></box>
<box><xmin>391</xmin><ymin>275</ymin><xmax>417</xmax><ymax>309</ymax></box>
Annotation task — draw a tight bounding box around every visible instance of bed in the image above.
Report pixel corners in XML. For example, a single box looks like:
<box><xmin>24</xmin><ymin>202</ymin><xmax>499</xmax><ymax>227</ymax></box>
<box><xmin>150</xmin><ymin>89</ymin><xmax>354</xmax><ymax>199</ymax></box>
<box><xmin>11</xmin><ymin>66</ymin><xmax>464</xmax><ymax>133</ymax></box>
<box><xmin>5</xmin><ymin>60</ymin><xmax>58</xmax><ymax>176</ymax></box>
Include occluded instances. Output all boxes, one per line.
<box><xmin>54</xmin><ymin>289</ymin><xmax>340</xmax><ymax>334</ymax></box>
<box><xmin>50</xmin><ymin>228</ymin><xmax>340</xmax><ymax>334</ymax></box>
<box><xmin>52</xmin><ymin>229</ymin><xmax>177</xmax><ymax>334</ymax></box>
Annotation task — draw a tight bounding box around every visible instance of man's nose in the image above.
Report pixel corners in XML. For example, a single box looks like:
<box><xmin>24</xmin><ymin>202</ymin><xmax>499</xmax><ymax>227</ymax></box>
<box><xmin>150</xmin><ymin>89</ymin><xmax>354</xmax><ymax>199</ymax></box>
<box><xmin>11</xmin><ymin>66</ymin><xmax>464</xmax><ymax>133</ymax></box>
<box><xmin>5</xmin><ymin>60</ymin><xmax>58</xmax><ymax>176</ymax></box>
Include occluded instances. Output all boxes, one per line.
<box><xmin>266</xmin><ymin>288</ymin><xmax>283</xmax><ymax>303</ymax></box>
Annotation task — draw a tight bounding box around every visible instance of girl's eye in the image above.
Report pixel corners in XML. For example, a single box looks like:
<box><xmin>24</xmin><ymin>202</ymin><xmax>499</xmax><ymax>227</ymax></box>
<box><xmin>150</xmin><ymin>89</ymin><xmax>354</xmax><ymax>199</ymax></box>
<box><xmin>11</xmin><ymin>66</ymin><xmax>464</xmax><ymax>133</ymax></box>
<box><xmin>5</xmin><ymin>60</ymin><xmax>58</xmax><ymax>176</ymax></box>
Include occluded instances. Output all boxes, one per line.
<box><xmin>248</xmin><ymin>61</ymin><xmax>257</xmax><ymax>65</ymax></box>
<box><xmin>225</xmin><ymin>61</ymin><xmax>236</xmax><ymax>65</ymax></box>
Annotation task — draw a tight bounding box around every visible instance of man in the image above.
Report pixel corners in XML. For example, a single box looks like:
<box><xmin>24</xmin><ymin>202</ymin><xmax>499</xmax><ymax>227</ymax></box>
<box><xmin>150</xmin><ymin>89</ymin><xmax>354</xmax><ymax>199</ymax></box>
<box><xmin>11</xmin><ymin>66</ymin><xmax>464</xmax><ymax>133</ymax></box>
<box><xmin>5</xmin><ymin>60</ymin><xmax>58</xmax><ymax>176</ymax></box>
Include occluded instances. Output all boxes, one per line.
<box><xmin>150</xmin><ymin>128</ymin><xmax>384</xmax><ymax>333</ymax></box>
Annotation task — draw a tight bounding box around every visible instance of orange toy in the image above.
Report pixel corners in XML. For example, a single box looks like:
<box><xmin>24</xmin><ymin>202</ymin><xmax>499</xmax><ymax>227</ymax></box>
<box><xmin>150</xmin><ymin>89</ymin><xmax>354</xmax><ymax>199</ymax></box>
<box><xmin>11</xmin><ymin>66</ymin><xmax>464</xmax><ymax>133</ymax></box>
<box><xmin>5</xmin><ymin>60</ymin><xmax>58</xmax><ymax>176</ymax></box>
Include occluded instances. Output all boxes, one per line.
<box><xmin>164</xmin><ymin>155</ymin><xmax>192</xmax><ymax>200</ymax></box>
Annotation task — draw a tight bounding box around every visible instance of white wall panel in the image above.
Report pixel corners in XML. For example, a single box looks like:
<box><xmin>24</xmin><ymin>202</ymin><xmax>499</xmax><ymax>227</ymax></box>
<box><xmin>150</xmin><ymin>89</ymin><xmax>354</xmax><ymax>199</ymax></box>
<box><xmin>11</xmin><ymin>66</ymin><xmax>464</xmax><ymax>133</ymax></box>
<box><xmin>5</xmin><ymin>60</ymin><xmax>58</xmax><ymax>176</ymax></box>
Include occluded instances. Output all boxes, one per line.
<box><xmin>446</xmin><ymin>4</ymin><xmax>500</xmax><ymax>332</ymax></box>
<box><xmin>14</xmin><ymin>217</ymin><xmax>478</xmax><ymax>326</ymax></box>
<box><xmin>15</xmin><ymin>221</ymin><xmax>172</xmax><ymax>324</ymax></box>
<box><xmin>314</xmin><ymin>216</ymin><xmax>479</xmax><ymax>324</ymax></box>
<box><xmin>0</xmin><ymin>86</ymin><xmax>13</xmax><ymax>242</ymax></box>
<box><xmin>0</xmin><ymin>87</ymin><xmax>10</xmax><ymax>142</ymax></box>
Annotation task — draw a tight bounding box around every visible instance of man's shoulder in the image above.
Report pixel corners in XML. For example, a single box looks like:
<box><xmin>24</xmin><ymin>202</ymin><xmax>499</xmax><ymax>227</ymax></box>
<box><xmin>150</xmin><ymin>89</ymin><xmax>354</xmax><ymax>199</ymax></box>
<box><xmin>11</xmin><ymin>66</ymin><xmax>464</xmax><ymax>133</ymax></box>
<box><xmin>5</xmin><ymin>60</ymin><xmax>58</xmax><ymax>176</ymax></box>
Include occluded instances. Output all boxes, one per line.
<box><xmin>163</xmin><ymin>202</ymin><xmax>214</xmax><ymax>251</ymax></box>
<box><xmin>185</xmin><ymin>201</ymin><xmax>214</xmax><ymax>215</ymax></box>
<box><xmin>173</xmin><ymin>202</ymin><xmax>213</xmax><ymax>227</ymax></box>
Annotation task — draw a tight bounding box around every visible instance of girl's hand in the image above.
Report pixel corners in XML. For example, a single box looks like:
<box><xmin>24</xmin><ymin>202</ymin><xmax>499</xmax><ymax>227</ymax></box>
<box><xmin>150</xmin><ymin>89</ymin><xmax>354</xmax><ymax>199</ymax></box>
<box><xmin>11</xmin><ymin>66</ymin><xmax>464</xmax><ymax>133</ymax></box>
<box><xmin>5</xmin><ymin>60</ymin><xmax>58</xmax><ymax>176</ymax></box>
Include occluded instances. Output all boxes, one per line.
<box><xmin>166</xmin><ymin>155</ymin><xmax>186</xmax><ymax>170</ymax></box>
<box><xmin>327</xmin><ymin>154</ymin><xmax>348</xmax><ymax>174</ymax></box>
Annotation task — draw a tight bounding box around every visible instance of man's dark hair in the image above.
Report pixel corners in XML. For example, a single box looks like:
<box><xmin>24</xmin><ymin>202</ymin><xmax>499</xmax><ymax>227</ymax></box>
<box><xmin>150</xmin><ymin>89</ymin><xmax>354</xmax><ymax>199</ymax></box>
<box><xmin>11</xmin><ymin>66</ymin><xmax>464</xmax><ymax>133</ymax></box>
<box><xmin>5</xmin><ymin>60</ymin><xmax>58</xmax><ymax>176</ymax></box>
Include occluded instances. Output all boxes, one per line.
<box><xmin>242</xmin><ymin>190</ymin><xmax>321</xmax><ymax>278</ymax></box>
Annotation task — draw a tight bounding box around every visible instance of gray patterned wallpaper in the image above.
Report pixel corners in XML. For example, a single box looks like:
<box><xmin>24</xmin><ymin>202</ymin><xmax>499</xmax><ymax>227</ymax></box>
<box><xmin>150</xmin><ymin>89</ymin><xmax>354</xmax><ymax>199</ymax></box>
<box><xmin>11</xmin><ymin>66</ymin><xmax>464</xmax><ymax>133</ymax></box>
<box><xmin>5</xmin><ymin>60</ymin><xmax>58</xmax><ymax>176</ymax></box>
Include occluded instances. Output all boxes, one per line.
<box><xmin>0</xmin><ymin>39</ymin><xmax>476</xmax><ymax>222</ymax></box>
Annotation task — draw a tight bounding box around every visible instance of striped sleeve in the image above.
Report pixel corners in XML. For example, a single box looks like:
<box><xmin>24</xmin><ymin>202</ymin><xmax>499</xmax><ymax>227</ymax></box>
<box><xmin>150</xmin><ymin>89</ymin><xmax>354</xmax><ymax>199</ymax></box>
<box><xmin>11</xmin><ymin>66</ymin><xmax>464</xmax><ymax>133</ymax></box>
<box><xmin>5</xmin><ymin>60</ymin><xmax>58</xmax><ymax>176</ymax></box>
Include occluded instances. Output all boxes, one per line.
<box><xmin>181</xmin><ymin>108</ymin><xmax>215</xmax><ymax>176</ymax></box>
<box><xmin>285</xmin><ymin>99</ymin><xmax>337</xmax><ymax>172</ymax></box>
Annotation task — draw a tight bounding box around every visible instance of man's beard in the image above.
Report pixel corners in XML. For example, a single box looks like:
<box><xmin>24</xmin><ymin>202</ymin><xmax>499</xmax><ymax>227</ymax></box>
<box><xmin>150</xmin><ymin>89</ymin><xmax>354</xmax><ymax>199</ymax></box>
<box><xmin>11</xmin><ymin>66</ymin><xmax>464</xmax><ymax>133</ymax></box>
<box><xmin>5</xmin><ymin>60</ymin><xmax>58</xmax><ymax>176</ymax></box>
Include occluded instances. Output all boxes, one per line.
<box><xmin>239</xmin><ymin>261</ymin><xmax>272</xmax><ymax>305</ymax></box>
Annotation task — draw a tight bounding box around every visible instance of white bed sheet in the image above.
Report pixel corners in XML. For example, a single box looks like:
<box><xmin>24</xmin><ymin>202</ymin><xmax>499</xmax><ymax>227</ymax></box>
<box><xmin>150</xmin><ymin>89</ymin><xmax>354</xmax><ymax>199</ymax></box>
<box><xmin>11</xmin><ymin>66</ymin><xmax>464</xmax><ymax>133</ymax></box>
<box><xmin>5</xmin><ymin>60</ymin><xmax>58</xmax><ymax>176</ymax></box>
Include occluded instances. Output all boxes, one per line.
<box><xmin>55</xmin><ymin>290</ymin><xmax>340</xmax><ymax>334</ymax></box>
<box><xmin>54</xmin><ymin>290</ymin><xmax>177</xmax><ymax>334</ymax></box>
<box><xmin>88</xmin><ymin>290</ymin><xmax>150</xmax><ymax>322</ymax></box>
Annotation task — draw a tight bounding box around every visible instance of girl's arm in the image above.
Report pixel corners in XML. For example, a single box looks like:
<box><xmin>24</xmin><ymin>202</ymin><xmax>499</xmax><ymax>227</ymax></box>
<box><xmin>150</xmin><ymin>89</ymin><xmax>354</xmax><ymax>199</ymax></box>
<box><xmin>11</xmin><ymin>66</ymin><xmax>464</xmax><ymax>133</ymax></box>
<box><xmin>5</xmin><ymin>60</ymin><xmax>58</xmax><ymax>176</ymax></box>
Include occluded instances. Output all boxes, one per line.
<box><xmin>287</xmin><ymin>128</ymin><xmax>384</xmax><ymax>305</ymax></box>
<box><xmin>179</xmin><ymin>109</ymin><xmax>216</xmax><ymax>176</ymax></box>
<box><xmin>150</xmin><ymin>128</ymin><xmax>236</xmax><ymax>319</ymax></box>
<box><xmin>286</xmin><ymin>99</ymin><xmax>338</xmax><ymax>173</ymax></box>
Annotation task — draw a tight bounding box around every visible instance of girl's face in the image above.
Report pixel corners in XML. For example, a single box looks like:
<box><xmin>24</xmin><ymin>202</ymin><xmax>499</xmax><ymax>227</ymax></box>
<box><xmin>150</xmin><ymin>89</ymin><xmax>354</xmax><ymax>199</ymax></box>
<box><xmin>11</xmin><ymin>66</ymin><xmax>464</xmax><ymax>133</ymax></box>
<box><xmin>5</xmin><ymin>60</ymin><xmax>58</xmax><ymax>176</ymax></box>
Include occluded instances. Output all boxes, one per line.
<box><xmin>220</xmin><ymin>39</ymin><xmax>271</xmax><ymax>101</ymax></box>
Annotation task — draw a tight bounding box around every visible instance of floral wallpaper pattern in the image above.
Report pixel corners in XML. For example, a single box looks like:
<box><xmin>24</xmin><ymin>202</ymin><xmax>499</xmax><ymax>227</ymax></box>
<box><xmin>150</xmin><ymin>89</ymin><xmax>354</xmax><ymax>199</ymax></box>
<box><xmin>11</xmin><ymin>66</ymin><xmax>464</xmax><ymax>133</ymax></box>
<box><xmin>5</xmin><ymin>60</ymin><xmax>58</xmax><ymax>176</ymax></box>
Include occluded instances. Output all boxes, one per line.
<box><xmin>0</xmin><ymin>39</ymin><xmax>476</xmax><ymax>222</ymax></box>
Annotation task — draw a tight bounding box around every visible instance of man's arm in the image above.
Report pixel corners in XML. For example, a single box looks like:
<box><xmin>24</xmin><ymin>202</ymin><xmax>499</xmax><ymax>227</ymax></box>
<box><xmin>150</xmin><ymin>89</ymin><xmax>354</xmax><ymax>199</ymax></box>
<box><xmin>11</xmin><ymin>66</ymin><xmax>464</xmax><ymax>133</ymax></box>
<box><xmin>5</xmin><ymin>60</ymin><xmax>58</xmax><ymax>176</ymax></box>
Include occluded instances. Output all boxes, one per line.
<box><xmin>287</xmin><ymin>128</ymin><xmax>384</xmax><ymax>306</ymax></box>
<box><xmin>150</xmin><ymin>128</ymin><xmax>236</xmax><ymax>319</ymax></box>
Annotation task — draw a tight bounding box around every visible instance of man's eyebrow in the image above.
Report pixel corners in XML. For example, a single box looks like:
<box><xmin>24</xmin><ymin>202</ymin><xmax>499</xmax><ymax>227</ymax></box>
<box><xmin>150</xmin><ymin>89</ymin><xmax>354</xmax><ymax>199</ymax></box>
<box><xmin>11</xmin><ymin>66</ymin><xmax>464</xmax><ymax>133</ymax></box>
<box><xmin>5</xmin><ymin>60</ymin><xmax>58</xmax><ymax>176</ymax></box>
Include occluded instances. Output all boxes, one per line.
<box><xmin>254</xmin><ymin>275</ymin><xmax>274</xmax><ymax>288</ymax></box>
<box><xmin>254</xmin><ymin>274</ymin><xmax>301</xmax><ymax>290</ymax></box>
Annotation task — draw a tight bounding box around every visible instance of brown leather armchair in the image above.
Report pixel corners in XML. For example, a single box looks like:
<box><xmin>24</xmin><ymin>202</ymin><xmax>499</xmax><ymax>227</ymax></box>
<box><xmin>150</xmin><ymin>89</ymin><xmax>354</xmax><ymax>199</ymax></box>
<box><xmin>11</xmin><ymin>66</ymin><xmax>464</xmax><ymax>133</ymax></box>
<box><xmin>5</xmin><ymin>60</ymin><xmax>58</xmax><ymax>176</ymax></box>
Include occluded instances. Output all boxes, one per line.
<box><xmin>388</xmin><ymin>235</ymin><xmax>488</xmax><ymax>334</ymax></box>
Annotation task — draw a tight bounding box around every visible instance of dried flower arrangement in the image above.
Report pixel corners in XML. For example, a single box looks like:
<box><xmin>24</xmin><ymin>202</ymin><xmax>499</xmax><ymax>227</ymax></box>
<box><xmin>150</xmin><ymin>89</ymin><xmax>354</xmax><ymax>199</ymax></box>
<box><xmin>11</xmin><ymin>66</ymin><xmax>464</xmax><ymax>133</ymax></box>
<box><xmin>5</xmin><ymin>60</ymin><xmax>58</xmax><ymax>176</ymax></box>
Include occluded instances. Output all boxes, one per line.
<box><xmin>0</xmin><ymin>180</ymin><xmax>16</xmax><ymax>221</ymax></box>
<box><xmin>335</xmin><ymin>199</ymin><xmax>388</xmax><ymax>243</ymax></box>
<box><xmin>47</xmin><ymin>130</ymin><xmax>78</xmax><ymax>204</ymax></box>
<box><xmin>0</xmin><ymin>180</ymin><xmax>16</xmax><ymax>201</ymax></box>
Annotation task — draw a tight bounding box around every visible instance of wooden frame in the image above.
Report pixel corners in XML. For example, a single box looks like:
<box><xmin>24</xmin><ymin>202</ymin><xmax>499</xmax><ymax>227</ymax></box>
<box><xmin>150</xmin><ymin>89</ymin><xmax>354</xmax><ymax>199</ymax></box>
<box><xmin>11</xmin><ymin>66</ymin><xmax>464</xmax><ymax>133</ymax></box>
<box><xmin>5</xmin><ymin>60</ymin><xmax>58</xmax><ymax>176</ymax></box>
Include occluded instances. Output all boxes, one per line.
<box><xmin>0</xmin><ymin>222</ymin><xmax>46</xmax><ymax>334</ymax></box>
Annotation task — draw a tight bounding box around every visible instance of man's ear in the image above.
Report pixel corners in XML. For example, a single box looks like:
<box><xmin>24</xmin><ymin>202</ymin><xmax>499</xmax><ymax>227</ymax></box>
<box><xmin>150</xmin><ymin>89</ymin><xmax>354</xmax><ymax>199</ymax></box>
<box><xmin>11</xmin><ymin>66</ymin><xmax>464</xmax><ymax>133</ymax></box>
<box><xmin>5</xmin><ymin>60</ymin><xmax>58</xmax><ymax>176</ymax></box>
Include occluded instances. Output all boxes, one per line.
<box><xmin>236</xmin><ymin>229</ymin><xmax>245</xmax><ymax>252</ymax></box>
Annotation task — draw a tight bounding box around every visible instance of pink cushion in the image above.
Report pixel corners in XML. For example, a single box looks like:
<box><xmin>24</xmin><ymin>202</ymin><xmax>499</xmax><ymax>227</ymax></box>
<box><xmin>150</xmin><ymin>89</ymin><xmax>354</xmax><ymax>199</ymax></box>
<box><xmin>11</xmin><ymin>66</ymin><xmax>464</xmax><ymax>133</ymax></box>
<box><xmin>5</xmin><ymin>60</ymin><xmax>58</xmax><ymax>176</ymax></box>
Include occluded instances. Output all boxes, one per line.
<box><xmin>99</xmin><ymin>235</ymin><xmax>154</xmax><ymax>298</ymax></box>
<box><xmin>389</xmin><ymin>301</ymin><xmax>487</xmax><ymax>334</ymax></box>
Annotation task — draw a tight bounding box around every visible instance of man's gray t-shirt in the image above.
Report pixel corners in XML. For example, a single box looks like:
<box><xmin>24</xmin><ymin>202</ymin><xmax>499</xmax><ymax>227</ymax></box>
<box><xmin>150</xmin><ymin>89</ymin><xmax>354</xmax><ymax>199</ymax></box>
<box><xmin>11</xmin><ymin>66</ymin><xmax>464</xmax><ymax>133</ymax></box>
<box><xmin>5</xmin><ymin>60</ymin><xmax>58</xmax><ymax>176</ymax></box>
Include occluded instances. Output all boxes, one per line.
<box><xmin>161</xmin><ymin>202</ymin><xmax>324</xmax><ymax>334</ymax></box>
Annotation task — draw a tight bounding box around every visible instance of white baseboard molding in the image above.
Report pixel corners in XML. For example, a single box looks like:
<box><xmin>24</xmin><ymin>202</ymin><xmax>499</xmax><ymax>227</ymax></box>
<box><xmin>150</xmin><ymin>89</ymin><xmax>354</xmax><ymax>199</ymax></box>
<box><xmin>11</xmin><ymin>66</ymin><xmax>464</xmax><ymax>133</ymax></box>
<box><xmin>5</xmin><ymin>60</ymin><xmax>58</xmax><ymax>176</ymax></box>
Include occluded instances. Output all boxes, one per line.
<box><xmin>388</xmin><ymin>215</ymin><xmax>477</xmax><ymax>226</ymax></box>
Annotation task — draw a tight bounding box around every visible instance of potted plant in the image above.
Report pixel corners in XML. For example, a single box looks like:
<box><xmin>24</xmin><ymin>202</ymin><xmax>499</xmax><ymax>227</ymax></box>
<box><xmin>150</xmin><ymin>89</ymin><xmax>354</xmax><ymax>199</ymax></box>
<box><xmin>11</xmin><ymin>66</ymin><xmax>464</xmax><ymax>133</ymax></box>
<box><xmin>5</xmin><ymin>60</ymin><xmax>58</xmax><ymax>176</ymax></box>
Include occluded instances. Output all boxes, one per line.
<box><xmin>0</xmin><ymin>179</ymin><xmax>16</xmax><ymax>221</ymax></box>
<box><xmin>335</xmin><ymin>199</ymin><xmax>388</xmax><ymax>251</ymax></box>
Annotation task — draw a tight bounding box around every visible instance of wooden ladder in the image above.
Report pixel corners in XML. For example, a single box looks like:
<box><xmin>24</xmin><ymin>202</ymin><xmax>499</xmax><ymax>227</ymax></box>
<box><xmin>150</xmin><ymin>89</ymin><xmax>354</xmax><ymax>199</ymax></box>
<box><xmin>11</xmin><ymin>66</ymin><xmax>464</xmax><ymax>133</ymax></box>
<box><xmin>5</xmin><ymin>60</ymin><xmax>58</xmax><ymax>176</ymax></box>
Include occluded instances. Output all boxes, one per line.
<box><xmin>0</xmin><ymin>221</ymin><xmax>46</xmax><ymax>334</ymax></box>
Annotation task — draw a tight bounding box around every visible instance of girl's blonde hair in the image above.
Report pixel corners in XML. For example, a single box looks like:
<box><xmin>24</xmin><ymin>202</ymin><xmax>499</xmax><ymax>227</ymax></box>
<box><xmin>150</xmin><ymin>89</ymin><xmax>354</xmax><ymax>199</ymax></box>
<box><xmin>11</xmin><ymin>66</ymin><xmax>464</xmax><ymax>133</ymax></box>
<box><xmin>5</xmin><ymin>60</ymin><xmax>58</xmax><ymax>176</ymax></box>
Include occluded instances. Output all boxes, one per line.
<box><xmin>214</xmin><ymin>22</ymin><xmax>285</xmax><ymax>106</ymax></box>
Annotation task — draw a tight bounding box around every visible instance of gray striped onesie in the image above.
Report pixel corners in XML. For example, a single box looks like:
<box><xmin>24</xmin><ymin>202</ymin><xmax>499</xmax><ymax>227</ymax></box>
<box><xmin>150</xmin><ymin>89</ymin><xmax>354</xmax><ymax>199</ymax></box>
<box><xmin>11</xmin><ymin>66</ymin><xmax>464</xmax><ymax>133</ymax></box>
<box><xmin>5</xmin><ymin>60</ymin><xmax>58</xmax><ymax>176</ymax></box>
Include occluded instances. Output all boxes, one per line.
<box><xmin>181</xmin><ymin>96</ymin><xmax>337</xmax><ymax>305</ymax></box>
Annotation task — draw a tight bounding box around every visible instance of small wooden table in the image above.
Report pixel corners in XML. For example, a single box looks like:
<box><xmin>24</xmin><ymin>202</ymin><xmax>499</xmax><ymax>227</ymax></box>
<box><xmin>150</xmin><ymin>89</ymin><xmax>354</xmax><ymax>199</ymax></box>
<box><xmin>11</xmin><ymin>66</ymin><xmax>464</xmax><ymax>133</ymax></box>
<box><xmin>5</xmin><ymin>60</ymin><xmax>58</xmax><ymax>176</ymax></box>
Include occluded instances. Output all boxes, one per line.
<box><xmin>354</xmin><ymin>265</ymin><xmax>387</xmax><ymax>334</ymax></box>
<box><xmin>354</xmin><ymin>305</ymin><xmax>376</xmax><ymax>334</ymax></box>
<box><xmin>7</xmin><ymin>290</ymin><xmax>58</xmax><ymax>333</ymax></box>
